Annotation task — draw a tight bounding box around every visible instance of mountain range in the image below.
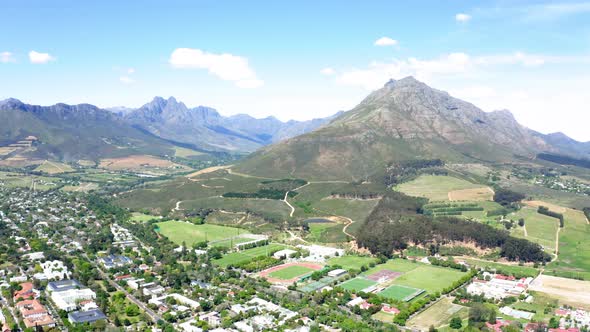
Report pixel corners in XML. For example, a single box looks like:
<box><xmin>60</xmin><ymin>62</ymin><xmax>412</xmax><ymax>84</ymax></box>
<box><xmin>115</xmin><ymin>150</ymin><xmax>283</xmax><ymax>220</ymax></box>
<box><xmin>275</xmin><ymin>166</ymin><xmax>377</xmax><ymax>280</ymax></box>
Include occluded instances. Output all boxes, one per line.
<box><xmin>236</xmin><ymin>77</ymin><xmax>588</xmax><ymax>180</ymax></box>
<box><xmin>1</xmin><ymin>77</ymin><xmax>588</xmax><ymax>171</ymax></box>
<box><xmin>0</xmin><ymin>97</ymin><xmax>339</xmax><ymax>161</ymax></box>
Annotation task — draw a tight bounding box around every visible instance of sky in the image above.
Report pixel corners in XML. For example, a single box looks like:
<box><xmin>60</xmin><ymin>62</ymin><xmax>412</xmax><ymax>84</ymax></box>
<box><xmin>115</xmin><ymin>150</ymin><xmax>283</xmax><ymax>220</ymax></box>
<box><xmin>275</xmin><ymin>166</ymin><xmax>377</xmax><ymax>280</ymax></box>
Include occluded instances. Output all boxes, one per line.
<box><xmin>1</xmin><ymin>1</ymin><xmax>590</xmax><ymax>141</ymax></box>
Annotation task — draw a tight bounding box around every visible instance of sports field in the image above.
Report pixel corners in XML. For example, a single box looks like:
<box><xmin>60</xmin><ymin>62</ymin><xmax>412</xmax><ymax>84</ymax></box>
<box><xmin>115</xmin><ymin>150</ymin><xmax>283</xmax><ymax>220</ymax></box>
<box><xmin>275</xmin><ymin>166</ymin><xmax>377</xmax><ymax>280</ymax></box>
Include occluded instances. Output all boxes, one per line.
<box><xmin>213</xmin><ymin>243</ymin><xmax>289</xmax><ymax>267</ymax></box>
<box><xmin>395</xmin><ymin>175</ymin><xmax>487</xmax><ymax>201</ymax></box>
<box><xmin>268</xmin><ymin>265</ymin><xmax>315</xmax><ymax>280</ymax></box>
<box><xmin>327</xmin><ymin>255</ymin><xmax>378</xmax><ymax>271</ymax></box>
<box><xmin>391</xmin><ymin>265</ymin><xmax>467</xmax><ymax>293</ymax></box>
<box><xmin>339</xmin><ymin>278</ymin><xmax>377</xmax><ymax>292</ymax></box>
<box><xmin>155</xmin><ymin>221</ymin><xmax>247</xmax><ymax>246</ymax></box>
<box><xmin>363</xmin><ymin>258</ymin><xmax>420</xmax><ymax>275</ymax></box>
<box><xmin>34</xmin><ymin>160</ymin><xmax>74</xmax><ymax>174</ymax></box>
<box><xmin>378</xmin><ymin>285</ymin><xmax>423</xmax><ymax>301</ymax></box>
<box><xmin>259</xmin><ymin>262</ymin><xmax>323</xmax><ymax>284</ymax></box>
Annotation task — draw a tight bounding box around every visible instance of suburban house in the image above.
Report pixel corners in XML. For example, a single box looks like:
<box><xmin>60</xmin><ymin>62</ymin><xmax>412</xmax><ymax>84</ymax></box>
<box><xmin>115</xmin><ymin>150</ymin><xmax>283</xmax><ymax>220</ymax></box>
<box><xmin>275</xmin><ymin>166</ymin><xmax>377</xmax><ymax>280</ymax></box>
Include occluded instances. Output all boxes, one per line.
<box><xmin>15</xmin><ymin>299</ymin><xmax>55</xmax><ymax>329</ymax></box>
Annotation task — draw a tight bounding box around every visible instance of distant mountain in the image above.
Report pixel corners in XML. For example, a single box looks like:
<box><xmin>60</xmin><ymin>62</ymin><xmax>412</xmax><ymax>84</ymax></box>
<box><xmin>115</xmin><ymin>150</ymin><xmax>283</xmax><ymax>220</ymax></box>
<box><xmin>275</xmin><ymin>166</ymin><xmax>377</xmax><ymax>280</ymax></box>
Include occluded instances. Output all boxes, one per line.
<box><xmin>532</xmin><ymin>131</ymin><xmax>590</xmax><ymax>159</ymax></box>
<box><xmin>124</xmin><ymin>97</ymin><xmax>339</xmax><ymax>152</ymax></box>
<box><xmin>0</xmin><ymin>98</ymin><xmax>178</xmax><ymax>162</ymax></box>
<box><xmin>235</xmin><ymin>77</ymin><xmax>556</xmax><ymax>180</ymax></box>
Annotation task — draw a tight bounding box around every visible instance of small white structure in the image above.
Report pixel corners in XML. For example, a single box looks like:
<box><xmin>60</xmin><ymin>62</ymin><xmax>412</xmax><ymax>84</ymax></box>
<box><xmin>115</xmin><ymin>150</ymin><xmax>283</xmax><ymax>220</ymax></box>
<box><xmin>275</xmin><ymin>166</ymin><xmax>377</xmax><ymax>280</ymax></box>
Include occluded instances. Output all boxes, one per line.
<box><xmin>297</xmin><ymin>244</ymin><xmax>344</xmax><ymax>263</ymax></box>
<box><xmin>327</xmin><ymin>269</ymin><xmax>347</xmax><ymax>278</ymax></box>
<box><xmin>148</xmin><ymin>293</ymin><xmax>200</xmax><ymax>309</ymax></box>
<box><xmin>273</xmin><ymin>249</ymin><xmax>297</xmax><ymax>260</ymax></box>
<box><xmin>47</xmin><ymin>280</ymin><xmax>96</xmax><ymax>312</ymax></box>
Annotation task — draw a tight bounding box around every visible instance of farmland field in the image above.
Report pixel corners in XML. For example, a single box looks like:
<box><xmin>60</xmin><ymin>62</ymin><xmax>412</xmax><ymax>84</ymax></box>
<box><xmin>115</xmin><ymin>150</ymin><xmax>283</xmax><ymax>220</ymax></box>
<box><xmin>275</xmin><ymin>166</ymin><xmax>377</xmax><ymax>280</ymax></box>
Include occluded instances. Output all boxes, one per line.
<box><xmin>339</xmin><ymin>277</ymin><xmax>377</xmax><ymax>292</ymax></box>
<box><xmin>395</xmin><ymin>175</ymin><xmax>487</xmax><ymax>201</ymax></box>
<box><xmin>34</xmin><ymin>160</ymin><xmax>74</xmax><ymax>174</ymax></box>
<box><xmin>461</xmin><ymin>258</ymin><xmax>540</xmax><ymax>278</ymax></box>
<box><xmin>327</xmin><ymin>255</ymin><xmax>378</xmax><ymax>271</ymax></box>
<box><xmin>546</xmin><ymin>208</ymin><xmax>590</xmax><ymax>280</ymax></box>
<box><xmin>407</xmin><ymin>297</ymin><xmax>469</xmax><ymax>330</ymax></box>
<box><xmin>268</xmin><ymin>265</ymin><xmax>315</xmax><ymax>280</ymax></box>
<box><xmin>213</xmin><ymin>243</ymin><xmax>289</xmax><ymax>267</ymax></box>
<box><xmin>155</xmin><ymin>221</ymin><xmax>247</xmax><ymax>246</ymax></box>
<box><xmin>510</xmin><ymin>206</ymin><xmax>559</xmax><ymax>250</ymax></box>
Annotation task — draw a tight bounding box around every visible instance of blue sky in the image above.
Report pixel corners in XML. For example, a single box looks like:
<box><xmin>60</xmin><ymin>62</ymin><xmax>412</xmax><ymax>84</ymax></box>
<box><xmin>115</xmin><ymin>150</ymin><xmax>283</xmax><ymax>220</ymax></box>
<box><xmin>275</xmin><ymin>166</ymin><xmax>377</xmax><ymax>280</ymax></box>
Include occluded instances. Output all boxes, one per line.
<box><xmin>1</xmin><ymin>0</ymin><xmax>590</xmax><ymax>140</ymax></box>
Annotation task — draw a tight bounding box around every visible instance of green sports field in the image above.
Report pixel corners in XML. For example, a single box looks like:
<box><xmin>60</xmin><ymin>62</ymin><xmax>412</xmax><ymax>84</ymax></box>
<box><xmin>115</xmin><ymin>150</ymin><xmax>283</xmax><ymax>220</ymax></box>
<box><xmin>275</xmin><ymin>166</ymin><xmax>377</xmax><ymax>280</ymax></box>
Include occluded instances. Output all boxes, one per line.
<box><xmin>339</xmin><ymin>277</ymin><xmax>377</xmax><ymax>292</ymax></box>
<box><xmin>510</xmin><ymin>206</ymin><xmax>559</xmax><ymax>250</ymax></box>
<box><xmin>213</xmin><ymin>243</ymin><xmax>289</xmax><ymax>267</ymax></box>
<box><xmin>155</xmin><ymin>221</ymin><xmax>248</xmax><ymax>247</ymax></box>
<box><xmin>391</xmin><ymin>265</ymin><xmax>467</xmax><ymax>294</ymax></box>
<box><xmin>130</xmin><ymin>212</ymin><xmax>160</xmax><ymax>222</ymax></box>
<box><xmin>363</xmin><ymin>258</ymin><xmax>420</xmax><ymax>276</ymax></box>
<box><xmin>268</xmin><ymin>266</ymin><xmax>315</xmax><ymax>280</ymax></box>
<box><xmin>378</xmin><ymin>285</ymin><xmax>423</xmax><ymax>301</ymax></box>
<box><xmin>327</xmin><ymin>255</ymin><xmax>378</xmax><ymax>271</ymax></box>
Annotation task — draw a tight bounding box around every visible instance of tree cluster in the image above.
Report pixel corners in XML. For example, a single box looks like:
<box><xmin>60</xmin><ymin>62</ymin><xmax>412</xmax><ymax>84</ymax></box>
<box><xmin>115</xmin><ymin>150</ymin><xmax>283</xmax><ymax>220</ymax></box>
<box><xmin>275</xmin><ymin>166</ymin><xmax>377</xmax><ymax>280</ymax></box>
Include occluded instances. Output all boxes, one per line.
<box><xmin>538</xmin><ymin>206</ymin><xmax>565</xmax><ymax>227</ymax></box>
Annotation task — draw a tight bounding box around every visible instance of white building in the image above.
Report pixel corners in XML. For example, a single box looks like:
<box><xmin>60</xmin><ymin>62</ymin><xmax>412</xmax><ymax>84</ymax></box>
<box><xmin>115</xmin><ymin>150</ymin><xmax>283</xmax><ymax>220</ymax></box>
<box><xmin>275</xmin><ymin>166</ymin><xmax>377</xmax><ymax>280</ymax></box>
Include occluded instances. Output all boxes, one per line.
<box><xmin>34</xmin><ymin>260</ymin><xmax>70</xmax><ymax>280</ymax></box>
<box><xmin>327</xmin><ymin>269</ymin><xmax>347</xmax><ymax>278</ymax></box>
<box><xmin>296</xmin><ymin>245</ymin><xmax>344</xmax><ymax>263</ymax></box>
<box><xmin>47</xmin><ymin>280</ymin><xmax>96</xmax><ymax>311</ymax></box>
<box><xmin>273</xmin><ymin>249</ymin><xmax>298</xmax><ymax>260</ymax></box>
<box><xmin>148</xmin><ymin>293</ymin><xmax>200</xmax><ymax>309</ymax></box>
<box><xmin>466</xmin><ymin>274</ymin><xmax>532</xmax><ymax>300</ymax></box>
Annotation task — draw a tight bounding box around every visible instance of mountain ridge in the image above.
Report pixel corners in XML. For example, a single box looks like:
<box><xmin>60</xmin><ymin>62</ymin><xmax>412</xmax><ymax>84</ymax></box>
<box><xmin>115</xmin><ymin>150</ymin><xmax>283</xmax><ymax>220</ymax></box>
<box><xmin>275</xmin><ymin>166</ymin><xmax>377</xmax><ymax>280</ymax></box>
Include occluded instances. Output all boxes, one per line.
<box><xmin>235</xmin><ymin>77</ymin><xmax>573</xmax><ymax>180</ymax></box>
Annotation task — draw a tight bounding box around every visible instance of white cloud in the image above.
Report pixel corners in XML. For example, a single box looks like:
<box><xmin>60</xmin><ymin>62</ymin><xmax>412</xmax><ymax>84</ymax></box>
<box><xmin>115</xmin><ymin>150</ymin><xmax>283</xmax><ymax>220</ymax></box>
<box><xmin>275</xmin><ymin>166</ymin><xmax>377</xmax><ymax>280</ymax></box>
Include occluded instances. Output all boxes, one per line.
<box><xmin>320</xmin><ymin>67</ymin><xmax>336</xmax><ymax>75</ymax></box>
<box><xmin>0</xmin><ymin>52</ymin><xmax>15</xmax><ymax>63</ymax></box>
<box><xmin>127</xmin><ymin>68</ymin><xmax>135</xmax><ymax>74</ymax></box>
<box><xmin>169</xmin><ymin>48</ymin><xmax>263</xmax><ymax>88</ymax></box>
<box><xmin>374</xmin><ymin>37</ymin><xmax>398</xmax><ymax>46</ymax></box>
<box><xmin>455</xmin><ymin>13</ymin><xmax>472</xmax><ymax>22</ymax></box>
<box><xmin>28</xmin><ymin>51</ymin><xmax>55</xmax><ymax>64</ymax></box>
<box><xmin>119</xmin><ymin>76</ymin><xmax>135</xmax><ymax>84</ymax></box>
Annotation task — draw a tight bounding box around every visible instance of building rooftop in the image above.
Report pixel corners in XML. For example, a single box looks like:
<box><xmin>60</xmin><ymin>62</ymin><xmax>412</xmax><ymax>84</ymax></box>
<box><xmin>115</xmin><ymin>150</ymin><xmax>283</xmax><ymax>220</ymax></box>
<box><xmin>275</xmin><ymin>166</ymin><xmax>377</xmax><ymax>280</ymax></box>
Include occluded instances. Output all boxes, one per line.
<box><xmin>47</xmin><ymin>279</ymin><xmax>85</xmax><ymax>292</ymax></box>
<box><xmin>68</xmin><ymin>309</ymin><xmax>106</xmax><ymax>324</ymax></box>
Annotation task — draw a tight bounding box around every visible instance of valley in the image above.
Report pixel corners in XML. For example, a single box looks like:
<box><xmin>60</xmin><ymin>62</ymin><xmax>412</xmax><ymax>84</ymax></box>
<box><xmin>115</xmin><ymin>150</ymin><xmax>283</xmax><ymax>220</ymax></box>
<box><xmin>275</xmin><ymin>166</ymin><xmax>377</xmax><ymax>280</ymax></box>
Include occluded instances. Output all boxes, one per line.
<box><xmin>2</xmin><ymin>78</ymin><xmax>590</xmax><ymax>332</ymax></box>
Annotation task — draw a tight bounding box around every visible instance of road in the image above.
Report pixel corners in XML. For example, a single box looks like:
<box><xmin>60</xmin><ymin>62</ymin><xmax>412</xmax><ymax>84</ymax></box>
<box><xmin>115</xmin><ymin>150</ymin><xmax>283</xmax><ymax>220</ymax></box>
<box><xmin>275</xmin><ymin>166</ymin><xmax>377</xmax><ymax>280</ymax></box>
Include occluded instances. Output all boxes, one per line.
<box><xmin>84</xmin><ymin>254</ymin><xmax>162</xmax><ymax>323</ymax></box>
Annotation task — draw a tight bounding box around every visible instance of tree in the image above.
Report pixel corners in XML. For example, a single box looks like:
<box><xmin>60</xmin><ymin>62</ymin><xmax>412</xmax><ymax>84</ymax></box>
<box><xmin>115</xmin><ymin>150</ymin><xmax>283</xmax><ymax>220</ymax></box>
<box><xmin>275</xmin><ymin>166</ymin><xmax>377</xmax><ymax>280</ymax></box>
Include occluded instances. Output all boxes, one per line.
<box><xmin>450</xmin><ymin>317</ymin><xmax>462</xmax><ymax>329</ymax></box>
<box><xmin>518</xmin><ymin>218</ymin><xmax>525</xmax><ymax>227</ymax></box>
<box><xmin>549</xmin><ymin>317</ymin><xmax>559</xmax><ymax>329</ymax></box>
<box><xmin>429</xmin><ymin>325</ymin><xmax>438</xmax><ymax>332</ymax></box>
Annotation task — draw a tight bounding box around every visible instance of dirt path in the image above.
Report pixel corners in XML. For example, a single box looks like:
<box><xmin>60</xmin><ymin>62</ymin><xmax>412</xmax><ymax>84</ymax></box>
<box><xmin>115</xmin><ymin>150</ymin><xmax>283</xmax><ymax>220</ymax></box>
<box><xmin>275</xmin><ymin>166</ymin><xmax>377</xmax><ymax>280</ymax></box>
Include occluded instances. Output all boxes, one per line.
<box><xmin>283</xmin><ymin>191</ymin><xmax>296</xmax><ymax>217</ymax></box>
<box><xmin>173</xmin><ymin>201</ymin><xmax>183</xmax><ymax>211</ymax></box>
<box><xmin>286</xmin><ymin>230</ymin><xmax>309</xmax><ymax>244</ymax></box>
<box><xmin>555</xmin><ymin>225</ymin><xmax>561</xmax><ymax>256</ymax></box>
<box><xmin>186</xmin><ymin>165</ymin><xmax>232</xmax><ymax>178</ymax></box>
<box><xmin>523</xmin><ymin>224</ymin><xmax>528</xmax><ymax>237</ymax></box>
<box><xmin>340</xmin><ymin>216</ymin><xmax>357</xmax><ymax>240</ymax></box>
<box><xmin>227</xmin><ymin>168</ymin><xmax>277</xmax><ymax>180</ymax></box>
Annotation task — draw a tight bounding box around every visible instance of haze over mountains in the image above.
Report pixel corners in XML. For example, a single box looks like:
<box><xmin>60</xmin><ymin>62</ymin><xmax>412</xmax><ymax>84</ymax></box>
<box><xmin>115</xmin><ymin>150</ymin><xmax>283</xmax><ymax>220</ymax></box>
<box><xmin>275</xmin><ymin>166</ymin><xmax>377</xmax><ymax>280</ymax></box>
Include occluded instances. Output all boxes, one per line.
<box><xmin>0</xmin><ymin>97</ymin><xmax>339</xmax><ymax>161</ymax></box>
<box><xmin>1</xmin><ymin>77</ymin><xmax>588</xmax><ymax>169</ymax></box>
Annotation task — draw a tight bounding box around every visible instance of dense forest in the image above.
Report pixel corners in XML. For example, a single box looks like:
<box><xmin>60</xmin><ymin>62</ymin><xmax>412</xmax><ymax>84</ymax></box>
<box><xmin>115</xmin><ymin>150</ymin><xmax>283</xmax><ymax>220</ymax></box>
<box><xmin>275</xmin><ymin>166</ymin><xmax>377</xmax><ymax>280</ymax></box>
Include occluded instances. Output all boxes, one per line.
<box><xmin>357</xmin><ymin>192</ymin><xmax>551</xmax><ymax>262</ymax></box>
<box><xmin>382</xmin><ymin>159</ymin><xmax>445</xmax><ymax>186</ymax></box>
<box><xmin>493</xmin><ymin>187</ymin><xmax>526</xmax><ymax>207</ymax></box>
<box><xmin>538</xmin><ymin>153</ymin><xmax>590</xmax><ymax>169</ymax></box>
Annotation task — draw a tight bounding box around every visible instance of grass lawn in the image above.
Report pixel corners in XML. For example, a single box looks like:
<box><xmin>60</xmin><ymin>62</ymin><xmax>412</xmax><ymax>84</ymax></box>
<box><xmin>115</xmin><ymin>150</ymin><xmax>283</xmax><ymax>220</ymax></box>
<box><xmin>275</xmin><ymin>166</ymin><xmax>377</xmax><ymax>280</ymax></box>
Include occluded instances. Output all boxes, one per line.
<box><xmin>511</xmin><ymin>291</ymin><xmax>558</xmax><ymax>321</ymax></box>
<box><xmin>327</xmin><ymin>255</ymin><xmax>378</xmax><ymax>271</ymax></box>
<box><xmin>407</xmin><ymin>297</ymin><xmax>469</xmax><ymax>330</ymax></box>
<box><xmin>546</xmin><ymin>208</ymin><xmax>590</xmax><ymax>280</ymax></box>
<box><xmin>268</xmin><ymin>266</ymin><xmax>315</xmax><ymax>280</ymax></box>
<box><xmin>155</xmin><ymin>221</ymin><xmax>247</xmax><ymax>246</ymax></box>
<box><xmin>363</xmin><ymin>259</ymin><xmax>420</xmax><ymax>276</ymax></box>
<box><xmin>339</xmin><ymin>277</ymin><xmax>377</xmax><ymax>292</ymax></box>
<box><xmin>213</xmin><ymin>243</ymin><xmax>289</xmax><ymax>267</ymax></box>
<box><xmin>210</xmin><ymin>237</ymin><xmax>256</xmax><ymax>248</ymax></box>
<box><xmin>391</xmin><ymin>265</ymin><xmax>467</xmax><ymax>294</ymax></box>
<box><xmin>130</xmin><ymin>212</ymin><xmax>160</xmax><ymax>222</ymax></box>
<box><xmin>378</xmin><ymin>285</ymin><xmax>423</xmax><ymax>301</ymax></box>
<box><xmin>395</xmin><ymin>175</ymin><xmax>485</xmax><ymax>201</ymax></box>
<box><xmin>372</xmin><ymin>311</ymin><xmax>396</xmax><ymax>323</ymax></box>
<box><xmin>510</xmin><ymin>206</ymin><xmax>559</xmax><ymax>250</ymax></box>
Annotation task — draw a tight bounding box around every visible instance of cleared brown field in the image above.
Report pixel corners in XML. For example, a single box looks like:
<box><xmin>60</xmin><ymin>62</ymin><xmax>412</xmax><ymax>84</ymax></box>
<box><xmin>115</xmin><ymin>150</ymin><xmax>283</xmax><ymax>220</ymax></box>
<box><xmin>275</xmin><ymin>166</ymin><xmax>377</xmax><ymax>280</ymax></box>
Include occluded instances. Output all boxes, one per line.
<box><xmin>530</xmin><ymin>274</ymin><xmax>590</xmax><ymax>309</ymax></box>
<box><xmin>523</xmin><ymin>200</ymin><xmax>567</xmax><ymax>213</ymax></box>
<box><xmin>0</xmin><ymin>147</ymin><xmax>17</xmax><ymax>156</ymax></box>
<box><xmin>99</xmin><ymin>155</ymin><xmax>188</xmax><ymax>171</ymax></box>
<box><xmin>448</xmin><ymin>187</ymin><xmax>494</xmax><ymax>201</ymax></box>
